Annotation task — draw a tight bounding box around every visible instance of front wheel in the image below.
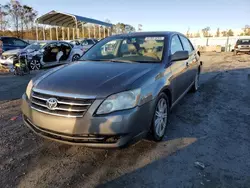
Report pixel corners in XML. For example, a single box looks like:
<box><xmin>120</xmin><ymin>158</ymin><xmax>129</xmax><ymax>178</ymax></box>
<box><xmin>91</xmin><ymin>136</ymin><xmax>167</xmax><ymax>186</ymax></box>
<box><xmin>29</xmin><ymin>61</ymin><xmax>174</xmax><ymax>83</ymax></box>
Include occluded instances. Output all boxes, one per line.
<box><xmin>152</xmin><ymin>93</ymin><xmax>169</xmax><ymax>141</ymax></box>
<box><xmin>29</xmin><ymin>59</ymin><xmax>41</xmax><ymax>70</ymax></box>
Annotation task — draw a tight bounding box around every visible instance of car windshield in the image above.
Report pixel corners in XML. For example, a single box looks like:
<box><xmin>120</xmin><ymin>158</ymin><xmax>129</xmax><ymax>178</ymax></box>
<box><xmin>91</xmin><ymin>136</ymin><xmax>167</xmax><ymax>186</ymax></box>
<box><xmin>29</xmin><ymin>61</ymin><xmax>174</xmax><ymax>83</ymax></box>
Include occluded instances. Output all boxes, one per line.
<box><xmin>24</xmin><ymin>43</ymin><xmax>47</xmax><ymax>51</ymax></box>
<box><xmin>80</xmin><ymin>35</ymin><xmax>165</xmax><ymax>63</ymax></box>
<box><xmin>237</xmin><ymin>39</ymin><xmax>250</xmax><ymax>45</ymax></box>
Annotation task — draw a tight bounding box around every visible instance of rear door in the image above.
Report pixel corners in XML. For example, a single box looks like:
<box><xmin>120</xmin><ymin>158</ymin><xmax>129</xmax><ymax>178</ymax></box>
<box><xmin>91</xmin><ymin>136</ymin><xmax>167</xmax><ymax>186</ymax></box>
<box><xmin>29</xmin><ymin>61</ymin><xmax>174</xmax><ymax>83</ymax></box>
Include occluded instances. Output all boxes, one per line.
<box><xmin>179</xmin><ymin>35</ymin><xmax>198</xmax><ymax>87</ymax></box>
<box><xmin>169</xmin><ymin>35</ymin><xmax>188</xmax><ymax>102</ymax></box>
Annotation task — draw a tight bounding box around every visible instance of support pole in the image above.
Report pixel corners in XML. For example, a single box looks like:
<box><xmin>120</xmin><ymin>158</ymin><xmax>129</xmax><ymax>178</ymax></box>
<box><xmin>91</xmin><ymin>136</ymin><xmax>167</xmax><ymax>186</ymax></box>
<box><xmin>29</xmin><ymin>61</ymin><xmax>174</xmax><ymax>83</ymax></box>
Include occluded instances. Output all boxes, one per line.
<box><xmin>43</xmin><ymin>26</ymin><xmax>45</xmax><ymax>40</ymax></box>
<box><xmin>82</xmin><ymin>23</ymin><xmax>84</xmax><ymax>38</ymax></box>
<box><xmin>88</xmin><ymin>27</ymin><xmax>90</xmax><ymax>38</ymax></box>
<box><xmin>36</xmin><ymin>23</ymin><xmax>38</xmax><ymax>41</ymax></box>
<box><xmin>50</xmin><ymin>27</ymin><xmax>52</xmax><ymax>40</ymax></box>
<box><xmin>108</xmin><ymin>27</ymin><xmax>110</xmax><ymax>36</ymax></box>
<box><xmin>62</xmin><ymin>27</ymin><xmax>64</xmax><ymax>40</ymax></box>
<box><xmin>73</xmin><ymin>28</ymin><xmax>75</xmax><ymax>40</ymax></box>
<box><xmin>93</xmin><ymin>24</ymin><xmax>96</xmax><ymax>39</ymax></box>
<box><xmin>56</xmin><ymin>27</ymin><xmax>58</xmax><ymax>40</ymax></box>
<box><xmin>68</xmin><ymin>27</ymin><xmax>70</xmax><ymax>40</ymax></box>
<box><xmin>99</xmin><ymin>25</ymin><xmax>101</xmax><ymax>39</ymax></box>
<box><xmin>104</xmin><ymin>26</ymin><xmax>106</xmax><ymax>38</ymax></box>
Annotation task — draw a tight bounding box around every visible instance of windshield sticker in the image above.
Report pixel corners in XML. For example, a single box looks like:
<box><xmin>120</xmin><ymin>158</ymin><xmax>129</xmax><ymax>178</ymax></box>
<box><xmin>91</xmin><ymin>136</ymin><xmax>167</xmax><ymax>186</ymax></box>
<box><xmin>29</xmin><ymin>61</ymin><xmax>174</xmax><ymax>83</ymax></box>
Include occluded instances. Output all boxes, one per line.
<box><xmin>145</xmin><ymin>37</ymin><xmax>164</xmax><ymax>41</ymax></box>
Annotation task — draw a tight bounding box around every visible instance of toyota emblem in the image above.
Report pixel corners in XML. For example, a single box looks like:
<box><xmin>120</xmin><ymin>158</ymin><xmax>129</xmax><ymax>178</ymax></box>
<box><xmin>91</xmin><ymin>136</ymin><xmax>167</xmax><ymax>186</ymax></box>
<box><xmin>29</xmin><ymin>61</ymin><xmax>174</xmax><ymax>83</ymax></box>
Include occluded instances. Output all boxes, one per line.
<box><xmin>46</xmin><ymin>98</ymin><xmax>58</xmax><ymax>110</ymax></box>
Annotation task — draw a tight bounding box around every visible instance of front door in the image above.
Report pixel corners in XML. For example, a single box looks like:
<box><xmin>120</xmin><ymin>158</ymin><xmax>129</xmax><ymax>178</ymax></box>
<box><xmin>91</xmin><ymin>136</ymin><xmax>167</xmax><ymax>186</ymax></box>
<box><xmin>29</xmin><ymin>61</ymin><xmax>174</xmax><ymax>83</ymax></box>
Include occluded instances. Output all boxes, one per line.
<box><xmin>179</xmin><ymin>35</ymin><xmax>198</xmax><ymax>87</ymax></box>
<box><xmin>169</xmin><ymin>35</ymin><xmax>189</xmax><ymax>102</ymax></box>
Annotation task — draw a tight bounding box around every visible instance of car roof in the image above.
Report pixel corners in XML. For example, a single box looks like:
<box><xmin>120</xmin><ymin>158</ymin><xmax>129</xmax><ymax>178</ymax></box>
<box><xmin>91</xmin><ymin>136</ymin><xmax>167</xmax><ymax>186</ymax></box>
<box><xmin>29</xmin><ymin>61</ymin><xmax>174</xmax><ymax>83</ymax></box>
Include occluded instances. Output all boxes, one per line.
<box><xmin>0</xmin><ymin>36</ymin><xmax>19</xmax><ymax>40</ymax></box>
<box><xmin>111</xmin><ymin>31</ymin><xmax>183</xmax><ymax>38</ymax></box>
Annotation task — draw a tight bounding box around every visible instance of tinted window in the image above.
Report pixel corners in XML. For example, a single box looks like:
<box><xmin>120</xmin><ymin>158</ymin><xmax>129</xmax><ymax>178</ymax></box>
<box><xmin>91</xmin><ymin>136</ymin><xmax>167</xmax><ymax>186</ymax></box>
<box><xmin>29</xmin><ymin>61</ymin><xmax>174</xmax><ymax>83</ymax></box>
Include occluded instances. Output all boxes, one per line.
<box><xmin>1</xmin><ymin>38</ymin><xmax>14</xmax><ymax>45</ymax></box>
<box><xmin>179</xmin><ymin>35</ymin><xmax>194</xmax><ymax>52</ymax></box>
<box><xmin>86</xmin><ymin>39</ymin><xmax>94</xmax><ymax>45</ymax></box>
<box><xmin>237</xmin><ymin>39</ymin><xmax>250</xmax><ymax>45</ymax></box>
<box><xmin>171</xmin><ymin>35</ymin><xmax>183</xmax><ymax>55</ymax></box>
<box><xmin>13</xmin><ymin>39</ymin><xmax>27</xmax><ymax>46</ymax></box>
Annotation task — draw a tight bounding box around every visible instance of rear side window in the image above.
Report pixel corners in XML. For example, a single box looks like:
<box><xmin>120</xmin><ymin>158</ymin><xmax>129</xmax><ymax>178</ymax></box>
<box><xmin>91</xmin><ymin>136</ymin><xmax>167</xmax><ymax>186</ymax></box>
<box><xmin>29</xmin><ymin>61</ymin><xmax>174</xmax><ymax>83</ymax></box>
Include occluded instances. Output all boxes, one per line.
<box><xmin>179</xmin><ymin>35</ymin><xmax>194</xmax><ymax>53</ymax></box>
<box><xmin>171</xmin><ymin>35</ymin><xmax>183</xmax><ymax>55</ymax></box>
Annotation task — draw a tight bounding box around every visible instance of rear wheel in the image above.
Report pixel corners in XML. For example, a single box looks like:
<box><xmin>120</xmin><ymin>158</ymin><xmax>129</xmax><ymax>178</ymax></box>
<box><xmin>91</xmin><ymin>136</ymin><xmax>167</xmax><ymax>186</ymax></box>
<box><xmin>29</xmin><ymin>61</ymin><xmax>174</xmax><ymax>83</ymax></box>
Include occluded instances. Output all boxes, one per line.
<box><xmin>152</xmin><ymin>93</ymin><xmax>169</xmax><ymax>141</ymax></box>
<box><xmin>191</xmin><ymin>71</ymin><xmax>200</xmax><ymax>92</ymax></box>
<box><xmin>72</xmin><ymin>54</ymin><xmax>80</xmax><ymax>61</ymax></box>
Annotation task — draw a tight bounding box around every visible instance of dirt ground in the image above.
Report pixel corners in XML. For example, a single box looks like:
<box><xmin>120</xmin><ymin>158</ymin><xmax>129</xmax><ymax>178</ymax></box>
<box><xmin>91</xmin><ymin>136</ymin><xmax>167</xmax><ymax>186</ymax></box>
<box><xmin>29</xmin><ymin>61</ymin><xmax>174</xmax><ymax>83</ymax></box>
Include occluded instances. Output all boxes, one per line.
<box><xmin>0</xmin><ymin>52</ymin><xmax>250</xmax><ymax>188</ymax></box>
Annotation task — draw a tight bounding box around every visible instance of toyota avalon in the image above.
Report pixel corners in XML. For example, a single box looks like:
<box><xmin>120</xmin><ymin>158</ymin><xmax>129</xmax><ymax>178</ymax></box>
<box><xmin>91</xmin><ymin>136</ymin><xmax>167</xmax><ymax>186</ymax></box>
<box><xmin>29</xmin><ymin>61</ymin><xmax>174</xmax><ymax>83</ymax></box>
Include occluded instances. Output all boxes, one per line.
<box><xmin>21</xmin><ymin>32</ymin><xmax>202</xmax><ymax>148</ymax></box>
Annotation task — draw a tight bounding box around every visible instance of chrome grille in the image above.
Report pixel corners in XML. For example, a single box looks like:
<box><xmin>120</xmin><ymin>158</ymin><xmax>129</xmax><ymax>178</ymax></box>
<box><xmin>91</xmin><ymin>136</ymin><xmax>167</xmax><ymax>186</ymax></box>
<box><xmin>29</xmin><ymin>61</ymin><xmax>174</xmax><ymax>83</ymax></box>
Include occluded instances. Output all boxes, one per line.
<box><xmin>31</xmin><ymin>90</ymin><xmax>94</xmax><ymax>118</ymax></box>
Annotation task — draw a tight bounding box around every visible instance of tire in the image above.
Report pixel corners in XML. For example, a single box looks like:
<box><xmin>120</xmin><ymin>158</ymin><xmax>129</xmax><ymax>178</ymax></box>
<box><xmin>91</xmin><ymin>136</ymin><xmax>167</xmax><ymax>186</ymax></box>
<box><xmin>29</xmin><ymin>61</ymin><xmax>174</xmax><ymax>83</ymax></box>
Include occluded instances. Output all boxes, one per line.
<box><xmin>151</xmin><ymin>93</ymin><xmax>169</xmax><ymax>141</ymax></box>
<box><xmin>191</xmin><ymin>71</ymin><xmax>200</xmax><ymax>92</ymax></box>
<box><xmin>29</xmin><ymin>59</ymin><xmax>41</xmax><ymax>70</ymax></box>
<box><xmin>72</xmin><ymin>54</ymin><xmax>80</xmax><ymax>62</ymax></box>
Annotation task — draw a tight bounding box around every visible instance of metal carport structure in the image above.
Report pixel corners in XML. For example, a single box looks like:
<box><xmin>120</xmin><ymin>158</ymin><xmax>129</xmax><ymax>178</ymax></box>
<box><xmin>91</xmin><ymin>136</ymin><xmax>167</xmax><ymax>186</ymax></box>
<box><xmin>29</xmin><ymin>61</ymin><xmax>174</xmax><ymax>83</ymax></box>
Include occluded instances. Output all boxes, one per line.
<box><xmin>35</xmin><ymin>10</ymin><xmax>113</xmax><ymax>41</ymax></box>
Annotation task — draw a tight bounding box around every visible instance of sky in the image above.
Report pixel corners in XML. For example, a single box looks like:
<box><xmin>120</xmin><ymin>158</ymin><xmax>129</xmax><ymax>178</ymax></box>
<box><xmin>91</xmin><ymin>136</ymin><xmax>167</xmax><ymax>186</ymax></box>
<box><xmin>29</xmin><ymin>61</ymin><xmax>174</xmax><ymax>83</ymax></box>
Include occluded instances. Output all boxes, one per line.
<box><xmin>1</xmin><ymin>0</ymin><xmax>250</xmax><ymax>33</ymax></box>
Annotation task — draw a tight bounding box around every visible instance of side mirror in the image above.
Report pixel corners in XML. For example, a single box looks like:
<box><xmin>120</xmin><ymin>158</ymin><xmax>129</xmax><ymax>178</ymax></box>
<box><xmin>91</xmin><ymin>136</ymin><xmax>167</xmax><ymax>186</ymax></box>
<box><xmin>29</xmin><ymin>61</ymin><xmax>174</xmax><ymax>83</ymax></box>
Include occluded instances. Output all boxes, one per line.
<box><xmin>171</xmin><ymin>50</ymin><xmax>189</xmax><ymax>62</ymax></box>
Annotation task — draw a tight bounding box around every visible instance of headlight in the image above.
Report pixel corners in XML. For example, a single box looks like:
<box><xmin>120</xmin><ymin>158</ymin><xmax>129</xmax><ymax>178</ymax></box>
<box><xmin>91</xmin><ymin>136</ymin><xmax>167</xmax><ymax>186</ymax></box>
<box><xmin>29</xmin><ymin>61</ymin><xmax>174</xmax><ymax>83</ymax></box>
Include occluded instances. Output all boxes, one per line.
<box><xmin>96</xmin><ymin>89</ymin><xmax>141</xmax><ymax>115</ymax></box>
<box><xmin>25</xmin><ymin>80</ymin><xmax>34</xmax><ymax>99</ymax></box>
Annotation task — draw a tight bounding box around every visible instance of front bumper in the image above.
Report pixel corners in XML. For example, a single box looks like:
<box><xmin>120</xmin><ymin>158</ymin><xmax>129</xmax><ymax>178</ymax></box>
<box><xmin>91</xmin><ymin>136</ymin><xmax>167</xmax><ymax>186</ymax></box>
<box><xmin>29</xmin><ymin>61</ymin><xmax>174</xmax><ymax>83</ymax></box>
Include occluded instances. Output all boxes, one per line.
<box><xmin>0</xmin><ymin>58</ymin><xmax>13</xmax><ymax>67</ymax></box>
<box><xmin>21</xmin><ymin>94</ymin><xmax>155</xmax><ymax>148</ymax></box>
<box><xmin>235</xmin><ymin>48</ymin><xmax>250</xmax><ymax>52</ymax></box>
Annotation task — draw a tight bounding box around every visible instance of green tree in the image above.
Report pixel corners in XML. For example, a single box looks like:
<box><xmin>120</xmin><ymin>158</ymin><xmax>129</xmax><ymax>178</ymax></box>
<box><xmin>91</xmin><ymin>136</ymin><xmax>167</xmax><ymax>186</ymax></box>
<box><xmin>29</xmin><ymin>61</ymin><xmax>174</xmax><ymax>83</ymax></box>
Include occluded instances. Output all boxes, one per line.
<box><xmin>242</xmin><ymin>25</ymin><xmax>250</xmax><ymax>36</ymax></box>
<box><xmin>227</xmin><ymin>29</ymin><xmax>234</xmax><ymax>36</ymax></box>
<box><xmin>3</xmin><ymin>0</ymin><xmax>23</xmax><ymax>37</ymax></box>
<box><xmin>202</xmin><ymin>27</ymin><xmax>210</xmax><ymax>37</ymax></box>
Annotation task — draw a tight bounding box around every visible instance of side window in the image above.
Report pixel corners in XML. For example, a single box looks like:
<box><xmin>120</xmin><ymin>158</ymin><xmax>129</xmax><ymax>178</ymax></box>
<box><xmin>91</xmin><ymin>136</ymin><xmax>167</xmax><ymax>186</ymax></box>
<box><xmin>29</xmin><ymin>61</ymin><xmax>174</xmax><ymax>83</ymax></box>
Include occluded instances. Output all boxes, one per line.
<box><xmin>13</xmin><ymin>39</ymin><xmax>27</xmax><ymax>46</ymax></box>
<box><xmin>171</xmin><ymin>35</ymin><xmax>183</xmax><ymax>55</ymax></box>
<box><xmin>81</xmin><ymin>40</ymin><xmax>88</xmax><ymax>45</ymax></box>
<box><xmin>87</xmin><ymin>39</ymin><xmax>94</xmax><ymax>45</ymax></box>
<box><xmin>2</xmin><ymin>38</ymin><xmax>14</xmax><ymax>45</ymax></box>
<box><xmin>179</xmin><ymin>35</ymin><xmax>194</xmax><ymax>53</ymax></box>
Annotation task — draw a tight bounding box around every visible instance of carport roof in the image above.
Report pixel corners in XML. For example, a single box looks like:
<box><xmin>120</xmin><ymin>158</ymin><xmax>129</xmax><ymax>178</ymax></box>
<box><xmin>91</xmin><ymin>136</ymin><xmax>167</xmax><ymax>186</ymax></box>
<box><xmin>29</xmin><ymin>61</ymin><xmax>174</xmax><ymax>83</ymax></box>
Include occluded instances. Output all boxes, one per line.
<box><xmin>36</xmin><ymin>10</ymin><xmax>113</xmax><ymax>28</ymax></box>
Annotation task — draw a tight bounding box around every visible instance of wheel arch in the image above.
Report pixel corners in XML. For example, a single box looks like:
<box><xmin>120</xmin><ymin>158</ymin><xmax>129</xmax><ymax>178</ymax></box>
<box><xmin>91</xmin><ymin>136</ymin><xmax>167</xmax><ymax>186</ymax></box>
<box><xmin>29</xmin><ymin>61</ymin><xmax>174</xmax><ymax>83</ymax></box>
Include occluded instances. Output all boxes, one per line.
<box><xmin>159</xmin><ymin>86</ymin><xmax>172</xmax><ymax>108</ymax></box>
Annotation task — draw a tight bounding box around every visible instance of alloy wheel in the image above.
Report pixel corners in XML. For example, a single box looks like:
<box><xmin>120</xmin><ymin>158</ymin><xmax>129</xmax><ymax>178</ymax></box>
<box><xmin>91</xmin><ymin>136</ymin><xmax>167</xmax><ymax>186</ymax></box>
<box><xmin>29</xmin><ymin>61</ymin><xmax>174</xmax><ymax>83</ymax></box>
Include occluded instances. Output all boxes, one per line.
<box><xmin>154</xmin><ymin>98</ymin><xmax>168</xmax><ymax>137</ymax></box>
<box><xmin>194</xmin><ymin>73</ymin><xmax>199</xmax><ymax>90</ymax></box>
<box><xmin>30</xmin><ymin>60</ymin><xmax>41</xmax><ymax>70</ymax></box>
<box><xmin>72</xmin><ymin>54</ymin><xmax>80</xmax><ymax>61</ymax></box>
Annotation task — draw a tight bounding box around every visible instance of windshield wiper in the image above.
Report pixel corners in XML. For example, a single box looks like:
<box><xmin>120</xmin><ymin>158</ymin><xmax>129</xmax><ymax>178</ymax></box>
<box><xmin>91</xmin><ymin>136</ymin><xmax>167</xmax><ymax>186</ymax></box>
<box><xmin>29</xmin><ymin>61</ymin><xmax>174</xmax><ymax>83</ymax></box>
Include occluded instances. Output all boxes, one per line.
<box><xmin>79</xmin><ymin>59</ymin><xmax>109</xmax><ymax>62</ymax></box>
<box><xmin>110</xmin><ymin>59</ymin><xmax>137</xmax><ymax>63</ymax></box>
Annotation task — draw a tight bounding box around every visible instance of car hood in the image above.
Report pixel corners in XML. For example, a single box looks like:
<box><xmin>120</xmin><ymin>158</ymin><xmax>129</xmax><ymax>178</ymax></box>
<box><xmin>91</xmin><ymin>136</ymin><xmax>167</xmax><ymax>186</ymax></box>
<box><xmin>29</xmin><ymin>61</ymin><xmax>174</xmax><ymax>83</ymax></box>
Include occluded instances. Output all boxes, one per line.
<box><xmin>34</xmin><ymin>61</ymin><xmax>157</xmax><ymax>98</ymax></box>
<box><xmin>2</xmin><ymin>49</ymin><xmax>21</xmax><ymax>56</ymax></box>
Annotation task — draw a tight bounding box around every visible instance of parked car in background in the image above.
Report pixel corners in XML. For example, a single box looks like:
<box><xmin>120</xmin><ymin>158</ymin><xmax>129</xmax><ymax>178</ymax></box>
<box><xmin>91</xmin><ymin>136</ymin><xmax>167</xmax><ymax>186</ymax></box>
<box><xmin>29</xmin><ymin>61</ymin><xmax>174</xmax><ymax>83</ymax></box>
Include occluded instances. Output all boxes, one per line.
<box><xmin>0</xmin><ymin>36</ymin><xmax>29</xmax><ymax>54</ymax></box>
<box><xmin>21</xmin><ymin>41</ymin><xmax>84</xmax><ymax>70</ymax></box>
<box><xmin>0</xmin><ymin>42</ymin><xmax>47</xmax><ymax>68</ymax></box>
<box><xmin>0</xmin><ymin>37</ymin><xmax>29</xmax><ymax>66</ymax></box>
<box><xmin>234</xmin><ymin>39</ymin><xmax>250</xmax><ymax>55</ymax></box>
<box><xmin>22</xmin><ymin>32</ymin><xmax>202</xmax><ymax>148</ymax></box>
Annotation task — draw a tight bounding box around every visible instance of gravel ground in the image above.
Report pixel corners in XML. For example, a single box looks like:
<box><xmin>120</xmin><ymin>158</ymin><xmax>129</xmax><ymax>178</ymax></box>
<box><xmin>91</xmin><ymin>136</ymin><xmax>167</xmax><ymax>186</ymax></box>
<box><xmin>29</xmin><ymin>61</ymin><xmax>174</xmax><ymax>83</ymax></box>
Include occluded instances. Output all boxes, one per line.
<box><xmin>0</xmin><ymin>52</ymin><xmax>250</xmax><ymax>188</ymax></box>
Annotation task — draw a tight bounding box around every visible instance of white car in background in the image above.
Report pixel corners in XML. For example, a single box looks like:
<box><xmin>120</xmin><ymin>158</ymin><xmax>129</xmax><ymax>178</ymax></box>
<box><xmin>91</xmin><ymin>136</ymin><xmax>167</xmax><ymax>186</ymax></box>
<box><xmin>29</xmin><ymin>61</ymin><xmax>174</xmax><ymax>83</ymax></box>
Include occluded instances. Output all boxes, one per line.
<box><xmin>21</xmin><ymin>41</ymin><xmax>84</xmax><ymax>70</ymax></box>
<box><xmin>70</xmin><ymin>38</ymin><xmax>98</xmax><ymax>52</ymax></box>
